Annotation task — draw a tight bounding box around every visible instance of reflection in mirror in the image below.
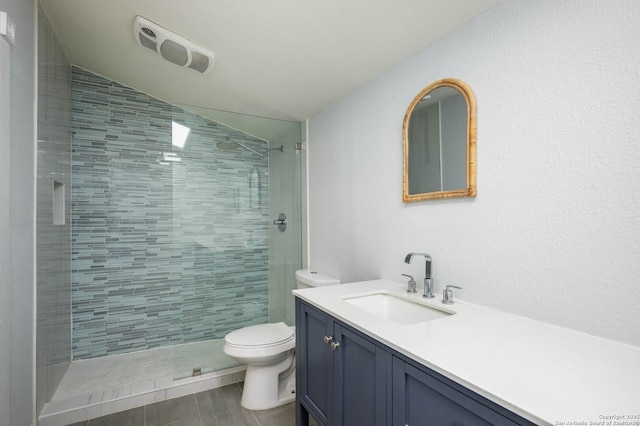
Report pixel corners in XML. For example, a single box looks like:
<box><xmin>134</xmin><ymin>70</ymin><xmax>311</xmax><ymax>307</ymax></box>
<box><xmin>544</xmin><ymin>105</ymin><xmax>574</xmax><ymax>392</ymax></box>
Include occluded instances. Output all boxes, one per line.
<box><xmin>403</xmin><ymin>79</ymin><xmax>476</xmax><ymax>202</ymax></box>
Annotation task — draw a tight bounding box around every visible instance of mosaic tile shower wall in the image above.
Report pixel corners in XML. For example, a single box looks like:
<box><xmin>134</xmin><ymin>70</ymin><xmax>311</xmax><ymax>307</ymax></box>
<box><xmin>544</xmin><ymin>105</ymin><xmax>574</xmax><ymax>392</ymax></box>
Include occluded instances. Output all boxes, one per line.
<box><xmin>71</xmin><ymin>68</ymin><xmax>269</xmax><ymax>359</ymax></box>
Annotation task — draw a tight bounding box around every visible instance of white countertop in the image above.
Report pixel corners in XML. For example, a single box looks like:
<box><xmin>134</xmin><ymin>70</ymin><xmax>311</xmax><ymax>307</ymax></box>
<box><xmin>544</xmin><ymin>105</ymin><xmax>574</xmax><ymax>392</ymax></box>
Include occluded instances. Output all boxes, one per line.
<box><xmin>293</xmin><ymin>279</ymin><xmax>640</xmax><ymax>426</ymax></box>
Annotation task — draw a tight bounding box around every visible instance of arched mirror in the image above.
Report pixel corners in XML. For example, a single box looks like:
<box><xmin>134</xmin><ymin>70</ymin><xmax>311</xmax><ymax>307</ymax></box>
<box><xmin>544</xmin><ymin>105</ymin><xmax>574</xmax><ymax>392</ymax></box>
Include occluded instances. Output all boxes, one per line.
<box><xmin>402</xmin><ymin>78</ymin><xmax>476</xmax><ymax>202</ymax></box>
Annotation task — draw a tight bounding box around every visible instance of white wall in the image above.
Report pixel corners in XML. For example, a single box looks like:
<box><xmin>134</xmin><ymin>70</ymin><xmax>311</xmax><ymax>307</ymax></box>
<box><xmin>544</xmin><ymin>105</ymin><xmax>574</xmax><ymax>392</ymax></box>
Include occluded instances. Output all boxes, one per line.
<box><xmin>307</xmin><ymin>0</ymin><xmax>640</xmax><ymax>347</ymax></box>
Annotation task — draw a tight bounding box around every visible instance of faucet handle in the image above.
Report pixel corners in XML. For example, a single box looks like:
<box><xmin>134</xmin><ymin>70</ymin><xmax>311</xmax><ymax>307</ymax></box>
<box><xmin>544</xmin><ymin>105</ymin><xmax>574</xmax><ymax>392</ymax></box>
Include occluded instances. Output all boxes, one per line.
<box><xmin>401</xmin><ymin>274</ymin><xmax>417</xmax><ymax>294</ymax></box>
<box><xmin>442</xmin><ymin>285</ymin><xmax>462</xmax><ymax>305</ymax></box>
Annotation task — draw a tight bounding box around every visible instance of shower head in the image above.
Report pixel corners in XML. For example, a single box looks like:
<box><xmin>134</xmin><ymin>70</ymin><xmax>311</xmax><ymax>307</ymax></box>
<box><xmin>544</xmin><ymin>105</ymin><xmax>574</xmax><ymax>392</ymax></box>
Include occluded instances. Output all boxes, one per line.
<box><xmin>217</xmin><ymin>138</ymin><xmax>265</xmax><ymax>158</ymax></box>
<box><xmin>216</xmin><ymin>140</ymin><xmax>240</xmax><ymax>151</ymax></box>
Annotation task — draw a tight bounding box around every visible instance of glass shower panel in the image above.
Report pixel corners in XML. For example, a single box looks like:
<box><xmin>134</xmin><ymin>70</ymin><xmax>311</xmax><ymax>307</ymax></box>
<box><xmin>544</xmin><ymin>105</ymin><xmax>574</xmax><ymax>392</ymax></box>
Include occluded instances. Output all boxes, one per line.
<box><xmin>66</xmin><ymin>66</ymin><xmax>301</xmax><ymax>379</ymax></box>
<box><xmin>169</xmin><ymin>107</ymin><xmax>301</xmax><ymax>379</ymax></box>
<box><xmin>268</xmin><ymin>123</ymin><xmax>302</xmax><ymax>326</ymax></box>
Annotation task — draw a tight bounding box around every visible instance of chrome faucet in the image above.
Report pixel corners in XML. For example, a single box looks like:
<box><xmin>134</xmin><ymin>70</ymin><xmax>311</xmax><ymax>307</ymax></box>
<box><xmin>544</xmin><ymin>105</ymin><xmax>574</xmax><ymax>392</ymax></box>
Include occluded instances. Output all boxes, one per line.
<box><xmin>404</xmin><ymin>252</ymin><xmax>434</xmax><ymax>298</ymax></box>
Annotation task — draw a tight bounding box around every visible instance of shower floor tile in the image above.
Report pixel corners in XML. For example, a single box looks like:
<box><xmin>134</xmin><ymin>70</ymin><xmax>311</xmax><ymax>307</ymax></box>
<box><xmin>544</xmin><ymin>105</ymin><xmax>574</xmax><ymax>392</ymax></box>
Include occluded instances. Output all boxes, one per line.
<box><xmin>40</xmin><ymin>341</ymin><xmax>246</xmax><ymax>426</ymax></box>
<box><xmin>55</xmin><ymin>347</ymin><xmax>170</xmax><ymax>398</ymax></box>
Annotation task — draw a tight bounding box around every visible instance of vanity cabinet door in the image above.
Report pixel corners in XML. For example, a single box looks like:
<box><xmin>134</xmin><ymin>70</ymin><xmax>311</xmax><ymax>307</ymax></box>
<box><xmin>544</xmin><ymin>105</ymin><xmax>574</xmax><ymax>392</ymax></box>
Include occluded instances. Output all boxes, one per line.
<box><xmin>297</xmin><ymin>301</ymin><xmax>333</xmax><ymax>425</ymax></box>
<box><xmin>296</xmin><ymin>300</ymin><xmax>391</xmax><ymax>426</ymax></box>
<box><xmin>392</xmin><ymin>357</ymin><xmax>530</xmax><ymax>426</ymax></box>
<box><xmin>332</xmin><ymin>323</ymin><xmax>391</xmax><ymax>426</ymax></box>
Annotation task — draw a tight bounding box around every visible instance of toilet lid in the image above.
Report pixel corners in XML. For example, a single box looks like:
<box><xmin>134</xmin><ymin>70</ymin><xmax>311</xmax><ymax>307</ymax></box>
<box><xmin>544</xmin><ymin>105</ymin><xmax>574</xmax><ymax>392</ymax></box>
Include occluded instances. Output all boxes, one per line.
<box><xmin>225</xmin><ymin>322</ymin><xmax>294</xmax><ymax>348</ymax></box>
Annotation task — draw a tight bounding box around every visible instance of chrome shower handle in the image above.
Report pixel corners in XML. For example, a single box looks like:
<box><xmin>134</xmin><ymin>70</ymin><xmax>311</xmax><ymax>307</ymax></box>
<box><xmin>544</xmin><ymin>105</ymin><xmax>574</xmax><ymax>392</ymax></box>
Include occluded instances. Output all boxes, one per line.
<box><xmin>273</xmin><ymin>213</ymin><xmax>287</xmax><ymax>232</ymax></box>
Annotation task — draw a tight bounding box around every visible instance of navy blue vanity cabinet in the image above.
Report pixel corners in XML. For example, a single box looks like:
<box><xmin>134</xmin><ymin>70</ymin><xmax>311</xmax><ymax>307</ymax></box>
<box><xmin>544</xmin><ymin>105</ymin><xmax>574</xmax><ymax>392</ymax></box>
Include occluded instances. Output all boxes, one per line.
<box><xmin>296</xmin><ymin>298</ymin><xmax>535</xmax><ymax>426</ymax></box>
<box><xmin>296</xmin><ymin>300</ymin><xmax>391</xmax><ymax>426</ymax></box>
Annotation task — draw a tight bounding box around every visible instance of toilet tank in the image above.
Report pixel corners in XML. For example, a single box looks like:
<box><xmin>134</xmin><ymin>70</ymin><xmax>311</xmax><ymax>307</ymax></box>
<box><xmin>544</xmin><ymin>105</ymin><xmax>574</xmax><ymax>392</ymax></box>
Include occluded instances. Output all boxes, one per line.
<box><xmin>295</xmin><ymin>269</ymin><xmax>341</xmax><ymax>289</ymax></box>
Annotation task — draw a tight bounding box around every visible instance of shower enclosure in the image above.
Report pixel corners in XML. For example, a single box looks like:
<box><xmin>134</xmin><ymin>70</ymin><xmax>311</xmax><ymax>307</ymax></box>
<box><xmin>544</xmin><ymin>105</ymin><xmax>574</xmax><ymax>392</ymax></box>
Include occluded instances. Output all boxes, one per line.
<box><xmin>69</xmin><ymin>68</ymin><xmax>302</xmax><ymax>380</ymax></box>
<box><xmin>36</xmin><ymin>9</ymin><xmax>304</xmax><ymax>419</ymax></box>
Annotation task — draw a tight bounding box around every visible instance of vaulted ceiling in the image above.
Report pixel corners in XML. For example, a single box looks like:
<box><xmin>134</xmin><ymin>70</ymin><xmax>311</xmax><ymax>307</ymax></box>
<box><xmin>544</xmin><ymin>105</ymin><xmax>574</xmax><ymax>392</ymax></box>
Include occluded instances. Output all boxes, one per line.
<box><xmin>39</xmin><ymin>0</ymin><xmax>501</xmax><ymax>139</ymax></box>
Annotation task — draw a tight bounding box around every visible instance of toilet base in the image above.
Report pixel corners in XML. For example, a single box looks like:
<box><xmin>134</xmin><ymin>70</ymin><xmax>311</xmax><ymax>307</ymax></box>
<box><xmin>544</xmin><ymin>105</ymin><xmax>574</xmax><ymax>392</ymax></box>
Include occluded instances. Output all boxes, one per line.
<box><xmin>239</xmin><ymin>353</ymin><xmax>296</xmax><ymax>410</ymax></box>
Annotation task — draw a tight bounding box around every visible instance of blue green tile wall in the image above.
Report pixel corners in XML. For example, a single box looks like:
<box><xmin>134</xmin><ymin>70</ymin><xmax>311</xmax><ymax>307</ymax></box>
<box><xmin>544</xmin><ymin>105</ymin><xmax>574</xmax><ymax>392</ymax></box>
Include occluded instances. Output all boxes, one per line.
<box><xmin>71</xmin><ymin>67</ymin><xmax>269</xmax><ymax>359</ymax></box>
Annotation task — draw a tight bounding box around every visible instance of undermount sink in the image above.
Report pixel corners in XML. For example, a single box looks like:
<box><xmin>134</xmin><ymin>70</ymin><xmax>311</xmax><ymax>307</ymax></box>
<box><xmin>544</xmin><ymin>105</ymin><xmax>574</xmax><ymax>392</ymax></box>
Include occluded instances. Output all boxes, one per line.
<box><xmin>342</xmin><ymin>291</ymin><xmax>452</xmax><ymax>325</ymax></box>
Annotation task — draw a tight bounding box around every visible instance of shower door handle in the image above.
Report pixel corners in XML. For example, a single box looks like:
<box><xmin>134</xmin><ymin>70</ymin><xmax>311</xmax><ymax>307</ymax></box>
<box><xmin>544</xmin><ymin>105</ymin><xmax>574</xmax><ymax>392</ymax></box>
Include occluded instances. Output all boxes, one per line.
<box><xmin>273</xmin><ymin>213</ymin><xmax>287</xmax><ymax>232</ymax></box>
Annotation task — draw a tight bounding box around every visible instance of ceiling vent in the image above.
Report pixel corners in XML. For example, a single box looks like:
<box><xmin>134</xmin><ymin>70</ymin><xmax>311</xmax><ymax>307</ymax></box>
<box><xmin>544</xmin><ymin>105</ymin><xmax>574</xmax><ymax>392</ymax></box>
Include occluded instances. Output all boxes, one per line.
<box><xmin>133</xmin><ymin>16</ymin><xmax>215</xmax><ymax>75</ymax></box>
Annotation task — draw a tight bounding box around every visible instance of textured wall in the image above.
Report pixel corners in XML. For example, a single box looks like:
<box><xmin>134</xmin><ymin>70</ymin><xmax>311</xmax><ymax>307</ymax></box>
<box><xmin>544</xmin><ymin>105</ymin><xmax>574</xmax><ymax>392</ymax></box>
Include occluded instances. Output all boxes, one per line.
<box><xmin>307</xmin><ymin>1</ymin><xmax>640</xmax><ymax>346</ymax></box>
<box><xmin>71</xmin><ymin>68</ymin><xmax>269</xmax><ymax>359</ymax></box>
<box><xmin>36</xmin><ymin>4</ymin><xmax>72</xmax><ymax>411</ymax></box>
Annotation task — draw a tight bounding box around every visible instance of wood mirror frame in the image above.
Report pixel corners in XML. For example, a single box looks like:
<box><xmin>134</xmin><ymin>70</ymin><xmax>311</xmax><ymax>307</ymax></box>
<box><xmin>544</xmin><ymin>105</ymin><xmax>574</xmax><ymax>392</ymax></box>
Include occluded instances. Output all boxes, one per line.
<box><xmin>402</xmin><ymin>78</ymin><xmax>476</xmax><ymax>202</ymax></box>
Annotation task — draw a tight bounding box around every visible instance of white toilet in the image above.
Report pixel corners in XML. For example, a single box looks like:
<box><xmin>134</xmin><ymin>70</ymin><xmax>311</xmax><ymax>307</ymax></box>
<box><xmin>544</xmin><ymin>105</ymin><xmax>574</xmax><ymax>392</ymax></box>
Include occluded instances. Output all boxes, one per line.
<box><xmin>223</xmin><ymin>269</ymin><xmax>340</xmax><ymax>410</ymax></box>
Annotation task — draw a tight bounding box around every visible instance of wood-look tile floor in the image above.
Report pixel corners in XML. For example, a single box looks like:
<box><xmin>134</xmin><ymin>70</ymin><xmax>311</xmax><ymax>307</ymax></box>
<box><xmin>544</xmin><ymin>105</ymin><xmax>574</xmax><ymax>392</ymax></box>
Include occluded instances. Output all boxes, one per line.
<box><xmin>67</xmin><ymin>383</ymin><xmax>295</xmax><ymax>426</ymax></box>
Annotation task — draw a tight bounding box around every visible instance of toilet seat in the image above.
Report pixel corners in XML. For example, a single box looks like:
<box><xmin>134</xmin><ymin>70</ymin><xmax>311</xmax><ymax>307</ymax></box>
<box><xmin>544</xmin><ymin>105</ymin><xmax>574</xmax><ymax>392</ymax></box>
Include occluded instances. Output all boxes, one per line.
<box><xmin>225</xmin><ymin>322</ymin><xmax>294</xmax><ymax>349</ymax></box>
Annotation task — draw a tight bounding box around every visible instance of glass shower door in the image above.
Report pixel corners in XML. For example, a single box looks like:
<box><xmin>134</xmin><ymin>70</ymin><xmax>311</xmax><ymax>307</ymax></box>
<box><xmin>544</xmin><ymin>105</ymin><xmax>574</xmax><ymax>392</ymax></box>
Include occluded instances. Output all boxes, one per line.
<box><xmin>170</xmin><ymin>109</ymin><xmax>302</xmax><ymax>380</ymax></box>
<box><xmin>268</xmin><ymin>123</ymin><xmax>303</xmax><ymax>326</ymax></box>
